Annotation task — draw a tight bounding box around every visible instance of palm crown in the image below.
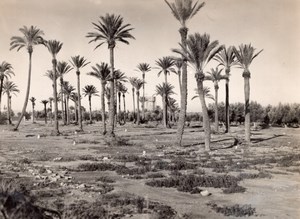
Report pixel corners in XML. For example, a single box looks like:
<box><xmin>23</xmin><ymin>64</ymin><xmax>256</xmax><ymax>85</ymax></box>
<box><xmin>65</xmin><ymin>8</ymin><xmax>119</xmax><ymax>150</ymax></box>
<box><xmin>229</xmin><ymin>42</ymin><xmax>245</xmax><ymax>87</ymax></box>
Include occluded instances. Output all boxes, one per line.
<box><xmin>62</xmin><ymin>81</ymin><xmax>75</xmax><ymax>96</ymax></box>
<box><xmin>2</xmin><ymin>81</ymin><xmax>19</xmax><ymax>96</ymax></box>
<box><xmin>213</xmin><ymin>46</ymin><xmax>238</xmax><ymax>73</ymax></box>
<box><xmin>46</xmin><ymin>40</ymin><xmax>63</xmax><ymax>58</ymax></box>
<box><xmin>88</xmin><ymin>63</ymin><xmax>111</xmax><ymax>82</ymax></box>
<box><xmin>205</xmin><ymin>67</ymin><xmax>228</xmax><ymax>83</ymax></box>
<box><xmin>155</xmin><ymin>56</ymin><xmax>175</xmax><ymax>77</ymax></box>
<box><xmin>137</xmin><ymin>63</ymin><xmax>151</xmax><ymax>75</ymax></box>
<box><xmin>57</xmin><ymin>61</ymin><xmax>73</xmax><ymax>78</ymax></box>
<box><xmin>155</xmin><ymin>83</ymin><xmax>175</xmax><ymax>97</ymax></box>
<box><xmin>87</xmin><ymin>13</ymin><xmax>135</xmax><ymax>49</ymax></box>
<box><xmin>132</xmin><ymin>78</ymin><xmax>144</xmax><ymax>91</ymax></box>
<box><xmin>191</xmin><ymin>87</ymin><xmax>214</xmax><ymax>100</ymax></box>
<box><xmin>0</xmin><ymin>62</ymin><xmax>14</xmax><ymax>80</ymax></box>
<box><xmin>83</xmin><ymin>85</ymin><xmax>99</xmax><ymax>98</ymax></box>
<box><xmin>70</xmin><ymin>55</ymin><xmax>90</xmax><ymax>72</ymax></box>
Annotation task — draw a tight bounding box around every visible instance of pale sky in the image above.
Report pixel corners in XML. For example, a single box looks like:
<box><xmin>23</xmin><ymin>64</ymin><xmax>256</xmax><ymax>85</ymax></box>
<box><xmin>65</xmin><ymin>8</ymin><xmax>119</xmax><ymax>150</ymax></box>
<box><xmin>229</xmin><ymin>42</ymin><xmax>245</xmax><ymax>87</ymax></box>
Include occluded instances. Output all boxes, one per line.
<box><xmin>0</xmin><ymin>0</ymin><xmax>299</xmax><ymax>112</ymax></box>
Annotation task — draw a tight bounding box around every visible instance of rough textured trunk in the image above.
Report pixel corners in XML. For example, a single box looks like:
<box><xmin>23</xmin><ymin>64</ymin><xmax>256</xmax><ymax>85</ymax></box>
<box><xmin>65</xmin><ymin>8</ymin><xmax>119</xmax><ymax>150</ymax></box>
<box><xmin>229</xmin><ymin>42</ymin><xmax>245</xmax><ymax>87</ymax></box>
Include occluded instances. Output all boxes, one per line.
<box><xmin>101</xmin><ymin>82</ymin><xmax>106</xmax><ymax>135</ymax></box>
<box><xmin>7</xmin><ymin>94</ymin><xmax>11</xmax><ymax>124</ymax></box>
<box><xmin>178</xmin><ymin>70</ymin><xmax>182</xmax><ymax>95</ymax></box>
<box><xmin>132</xmin><ymin>88</ymin><xmax>136</xmax><ymax>123</ymax></box>
<box><xmin>136</xmin><ymin>91</ymin><xmax>140</xmax><ymax>125</ymax></box>
<box><xmin>164</xmin><ymin>72</ymin><xmax>168</xmax><ymax>84</ymax></box>
<box><xmin>225</xmin><ymin>69</ymin><xmax>230</xmax><ymax>133</ymax></box>
<box><xmin>60</xmin><ymin>77</ymin><xmax>66</xmax><ymax>125</ymax></box>
<box><xmin>108</xmin><ymin>47</ymin><xmax>115</xmax><ymax>137</ymax></box>
<box><xmin>66</xmin><ymin>97</ymin><xmax>70</xmax><ymax>125</ymax></box>
<box><xmin>89</xmin><ymin>95</ymin><xmax>92</xmax><ymax>124</ymax></box>
<box><xmin>244</xmin><ymin>72</ymin><xmax>251</xmax><ymax>143</ymax></box>
<box><xmin>14</xmin><ymin>50</ymin><xmax>33</xmax><ymax>131</ymax></box>
<box><xmin>162</xmin><ymin>94</ymin><xmax>167</xmax><ymax>128</ymax></box>
<box><xmin>142</xmin><ymin>73</ymin><xmax>145</xmax><ymax>119</ymax></box>
<box><xmin>0</xmin><ymin>78</ymin><xmax>3</xmax><ymax>114</ymax></box>
<box><xmin>52</xmin><ymin>59</ymin><xmax>60</xmax><ymax>135</ymax></box>
<box><xmin>31</xmin><ymin>104</ymin><xmax>35</xmax><ymax>123</ymax></box>
<box><xmin>77</xmin><ymin>71</ymin><xmax>83</xmax><ymax>131</ymax></box>
<box><xmin>214</xmin><ymin>84</ymin><xmax>219</xmax><ymax>132</ymax></box>
<box><xmin>123</xmin><ymin>94</ymin><xmax>126</xmax><ymax>123</ymax></box>
<box><xmin>196</xmin><ymin>74</ymin><xmax>211</xmax><ymax>151</ymax></box>
<box><xmin>74</xmin><ymin>102</ymin><xmax>78</xmax><ymax>123</ymax></box>
<box><xmin>118</xmin><ymin>91</ymin><xmax>121</xmax><ymax>125</ymax></box>
<box><xmin>49</xmin><ymin>100</ymin><xmax>53</xmax><ymax>124</ymax></box>
<box><xmin>43</xmin><ymin>104</ymin><xmax>47</xmax><ymax>124</ymax></box>
<box><xmin>176</xmin><ymin>27</ymin><xmax>188</xmax><ymax>146</ymax></box>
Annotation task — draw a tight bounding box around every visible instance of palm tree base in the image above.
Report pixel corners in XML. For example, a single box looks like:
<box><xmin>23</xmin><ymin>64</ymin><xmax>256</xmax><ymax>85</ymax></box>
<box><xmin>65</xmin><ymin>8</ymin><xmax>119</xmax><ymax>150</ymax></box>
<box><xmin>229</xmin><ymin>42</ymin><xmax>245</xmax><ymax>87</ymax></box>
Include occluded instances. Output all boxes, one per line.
<box><xmin>12</xmin><ymin>127</ymin><xmax>18</xmax><ymax>131</ymax></box>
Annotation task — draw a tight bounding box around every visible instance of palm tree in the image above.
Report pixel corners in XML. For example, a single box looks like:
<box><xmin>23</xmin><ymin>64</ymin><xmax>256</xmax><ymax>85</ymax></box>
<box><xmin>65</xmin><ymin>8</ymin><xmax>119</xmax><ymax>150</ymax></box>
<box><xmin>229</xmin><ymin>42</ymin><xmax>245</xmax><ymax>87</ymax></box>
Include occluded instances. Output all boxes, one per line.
<box><xmin>132</xmin><ymin>79</ymin><xmax>144</xmax><ymax>125</ymax></box>
<box><xmin>29</xmin><ymin>97</ymin><xmax>36</xmax><ymax>123</ymax></box>
<box><xmin>46</xmin><ymin>40</ymin><xmax>63</xmax><ymax>135</ymax></box>
<box><xmin>83</xmin><ymin>85</ymin><xmax>99</xmax><ymax>124</ymax></box>
<box><xmin>155</xmin><ymin>83</ymin><xmax>175</xmax><ymax>128</ymax></box>
<box><xmin>87</xmin><ymin>13</ymin><xmax>135</xmax><ymax>137</ymax></box>
<box><xmin>191</xmin><ymin>87</ymin><xmax>214</xmax><ymax>101</ymax></box>
<box><xmin>137</xmin><ymin>63</ymin><xmax>151</xmax><ymax>119</ymax></box>
<box><xmin>167</xmin><ymin>97</ymin><xmax>178</xmax><ymax>123</ymax></box>
<box><xmin>41</xmin><ymin>100</ymin><xmax>49</xmax><ymax>124</ymax></box>
<box><xmin>10</xmin><ymin>25</ymin><xmax>45</xmax><ymax>131</ymax></box>
<box><xmin>205</xmin><ymin>67</ymin><xmax>227</xmax><ymax>132</ymax></box>
<box><xmin>114</xmin><ymin>70</ymin><xmax>127</xmax><ymax>123</ymax></box>
<box><xmin>2</xmin><ymin>81</ymin><xmax>19</xmax><ymax>124</ymax></box>
<box><xmin>62</xmin><ymin>81</ymin><xmax>75</xmax><ymax>125</ymax></box>
<box><xmin>70</xmin><ymin>55</ymin><xmax>90</xmax><ymax>131</ymax></box>
<box><xmin>70</xmin><ymin>92</ymin><xmax>79</xmax><ymax>123</ymax></box>
<box><xmin>0</xmin><ymin>62</ymin><xmax>14</xmax><ymax>114</ymax></box>
<box><xmin>88</xmin><ymin>62</ymin><xmax>111</xmax><ymax>135</ymax></box>
<box><xmin>213</xmin><ymin>46</ymin><xmax>238</xmax><ymax>133</ymax></box>
<box><xmin>155</xmin><ymin>56</ymin><xmax>175</xmax><ymax>83</ymax></box>
<box><xmin>120</xmin><ymin>84</ymin><xmax>128</xmax><ymax>123</ymax></box>
<box><xmin>171</xmin><ymin>57</ymin><xmax>184</xmax><ymax>94</ymax></box>
<box><xmin>57</xmin><ymin>61</ymin><xmax>73</xmax><ymax>125</ymax></box>
<box><xmin>48</xmin><ymin>97</ymin><xmax>54</xmax><ymax>124</ymax></box>
<box><xmin>128</xmin><ymin>77</ymin><xmax>137</xmax><ymax>123</ymax></box>
<box><xmin>165</xmin><ymin>0</ymin><xmax>205</xmax><ymax>146</ymax></box>
<box><xmin>234</xmin><ymin>44</ymin><xmax>263</xmax><ymax>143</ymax></box>
<box><xmin>173</xmin><ymin>33</ymin><xmax>223</xmax><ymax>150</ymax></box>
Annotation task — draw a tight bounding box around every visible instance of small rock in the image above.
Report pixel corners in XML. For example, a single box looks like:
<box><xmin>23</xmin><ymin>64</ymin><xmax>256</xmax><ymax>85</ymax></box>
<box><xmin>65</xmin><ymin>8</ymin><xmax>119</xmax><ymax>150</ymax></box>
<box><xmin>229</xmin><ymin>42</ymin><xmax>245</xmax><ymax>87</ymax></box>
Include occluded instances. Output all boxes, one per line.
<box><xmin>46</xmin><ymin>169</ymin><xmax>53</xmax><ymax>174</ymax></box>
<box><xmin>53</xmin><ymin>157</ymin><xmax>62</xmax><ymax>161</ymax></box>
<box><xmin>78</xmin><ymin>183</ymin><xmax>86</xmax><ymax>188</ymax></box>
<box><xmin>200</xmin><ymin>190</ymin><xmax>210</xmax><ymax>197</ymax></box>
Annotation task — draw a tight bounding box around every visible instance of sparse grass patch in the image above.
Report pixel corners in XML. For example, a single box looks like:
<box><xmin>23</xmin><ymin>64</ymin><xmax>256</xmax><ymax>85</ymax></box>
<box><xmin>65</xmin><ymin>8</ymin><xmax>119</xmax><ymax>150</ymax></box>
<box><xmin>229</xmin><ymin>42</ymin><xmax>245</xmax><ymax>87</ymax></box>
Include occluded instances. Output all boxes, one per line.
<box><xmin>78</xmin><ymin>162</ymin><xmax>115</xmax><ymax>171</ymax></box>
<box><xmin>207</xmin><ymin>202</ymin><xmax>256</xmax><ymax>217</ymax></box>
<box><xmin>104</xmin><ymin>136</ymin><xmax>132</xmax><ymax>147</ymax></box>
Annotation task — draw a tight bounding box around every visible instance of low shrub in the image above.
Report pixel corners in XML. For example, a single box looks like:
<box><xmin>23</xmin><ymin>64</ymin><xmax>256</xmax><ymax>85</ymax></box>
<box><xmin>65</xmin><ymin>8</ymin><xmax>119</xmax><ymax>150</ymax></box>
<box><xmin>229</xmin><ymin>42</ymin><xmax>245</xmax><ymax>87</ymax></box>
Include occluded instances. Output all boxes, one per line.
<box><xmin>207</xmin><ymin>202</ymin><xmax>256</xmax><ymax>217</ymax></box>
<box><xmin>77</xmin><ymin>162</ymin><xmax>115</xmax><ymax>171</ymax></box>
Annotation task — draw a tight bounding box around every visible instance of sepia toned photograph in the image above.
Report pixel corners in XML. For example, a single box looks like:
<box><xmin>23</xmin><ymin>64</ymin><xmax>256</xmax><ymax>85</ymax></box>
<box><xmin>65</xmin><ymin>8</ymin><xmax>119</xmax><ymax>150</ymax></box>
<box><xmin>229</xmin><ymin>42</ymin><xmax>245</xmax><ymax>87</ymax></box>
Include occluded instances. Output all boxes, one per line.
<box><xmin>0</xmin><ymin>0</ymin><xmax>299</xmax><ymax>218</ymax></box>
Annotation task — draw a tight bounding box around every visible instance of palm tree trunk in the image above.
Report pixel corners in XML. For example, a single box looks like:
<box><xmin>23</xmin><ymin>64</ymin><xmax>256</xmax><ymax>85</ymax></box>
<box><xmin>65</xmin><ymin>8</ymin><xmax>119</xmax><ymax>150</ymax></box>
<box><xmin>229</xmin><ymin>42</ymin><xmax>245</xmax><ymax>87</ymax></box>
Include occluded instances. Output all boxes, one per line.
<box><xmin>164</xmin><ymin>72</ymin><xmax>168</xmax><ymax>84</ymax></box>
<box><xmin>162</xmin><ymin>94</ymin><xmax>167</xmax><ymax>128</ymax></box>
<box><xmin>66</xmin><ymin>97</ymin><xmax>70</xmax><ymax>125</ymax></box>
<box><xmin>74</xmin><ymin>101</ymin><xmax>78</xmax><ymax>123</ymax></box>
<box><xmin>244</xmin><ymin>74</ymin><xmax>251</xmax><ymax>143</ymax></box>
<box><xmin>137</xmin><ymin>91</ymin><xmax>140</xmax><ymax>125</ymax></box>
<box><xmin>89</xmin><ymin>95</ymin><xmax>92</xmax><ymax>124</ymax></box>
<box><xmin>0</xmin><ymin>78</ymin><xmax>3</xmax><ymax>114</ymax></box>
<box><xmin>132</xmin><ymin>88</ymin><xmax>136</xmax><ymax>123</ymax></box>
<box><xmin>225</xmin><ymin>69</ymin><xmax>230</xmax><ymax>133</ymax></box>
<box><xmin>49</xmin><ymin>100</ymin><xmax>53</xmax><ymax>124</ymax></box>
<box><xmin>108</xmin><ymin>47</ymin><xmax>115</xmax><ymax>137</ymax></box>
<box><xmin>214</xmin><ymin>84</ymin><xmax>219</xmax><ymax>132</ymax></box>
<box><xmin>101</xmin><ymin>82</ymin><xmax>106</xmax><ymax>135</ymax></box>
<box><xmin>60</xmin><ymin>78</ymin><xmax>66</xmax><ymax>125</ymax></box>
<box><xmin>123</xmin><ymin>94</ymin><xmax>126</xmax><ymax>123</ymax></box>
<box><xmin>52</xmin><ymin>59</ymin><xmax>60</xmax><ymax>135</ymax></box>
<box><xmin>176</xmin><ymin>27</ymin><xmax>188</xmax><ymax>146</ymax></box>
<box><xmin>142</xmin><ymin>73</ymin><xmax>145</xmax><ymax>119</ymax></box>
<box><xmin>7</xmin><ymin>93</ymin><xmax>11</xmax><ymax>124</ymax></box>
<box><xmin>178</xmin><ymin>70</ymin><xmax>182</xmax><ymax>95</ymax></box>
<box><xmin>77</xmin><ymin>71</ymin><xmax>83</xmax><ymax>131</ymax></box>
<box><xmin>14</xmin><ymin>51</ymin><xmax>33</xmax><ymax>131</ymax></box>
<box><xmin>196</xmin><ymin>75</ymin><xmax>211</xmax><ymax>151</ymax></box>
<box><xmin>118</xmin><ymin>91</ymin><xmax>121</xmax><ymax>125</ymax></box>
<box><xmin>44</xmin><ymin>104</ymin><xmax>47</xmax><ymax>124</ymax></box>
<box><xmin>32</xmin><ymin>104</ymin><xmax>35</xmax><ymax>123</ymax></box>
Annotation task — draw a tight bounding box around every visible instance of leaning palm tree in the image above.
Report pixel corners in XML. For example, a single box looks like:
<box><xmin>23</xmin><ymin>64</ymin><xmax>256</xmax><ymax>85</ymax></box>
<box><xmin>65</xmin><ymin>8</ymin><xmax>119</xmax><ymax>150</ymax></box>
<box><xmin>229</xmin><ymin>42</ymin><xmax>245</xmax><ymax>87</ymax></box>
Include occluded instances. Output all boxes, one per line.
<box><xmin>132</xmin><ymin>79</ymin><xmax>144</xmax><ymax>125</ymax></box>
<box><xmin>70</xmin><ymin>55</ymin><xmax>90</xmax><ymax>131</ymax></box>
<box><xmin>137</xmin><ymin>63</ymin><xmax>151</xmax><ymax>119</ymax></box>
<box><xmin>88</xmin><ymin>62</ymin><xmax>111</xmax><ymax>135</ymax></box>
<box><xmin>0</xmin><ymin>62</ymin><xmax>14</xmax><ymax>114</ymax></box>
<box><xmin>128</xmin><ymin>77</ymin><xmax>137</xmax><ymax>123</ymax></box>
<box><xmin>57</xmin><ymin>61</ymin><xmax>73</xmax><ymax>125</ymax></box>
<box><xmin>87</xmin><ymin>13</ymin><xmax>135</xmax><ymax>137</ymax></box>
<box><xmin>41</xmin><ymin>100</ymin><xmax>49</xmax><ymax>124</ymax></box>
<box><xmin>213</xmin><ymin>46</ymin><xmax>238</xmax><ymax>133</ymax></box>
<box><xmin>46</xmin><ymin>40</ymin><xmax>63</xmax><ymax>135</ymax></box>
<box><xmin>155</xmin><ymin>83</ymin><xmax>175</xmax><ymax>128</ymax></box>
<box><xmin>62</xmin><ymin>81</ymin><xmax>75</xmax><ymax>125</ymax></box>
<box><xmin>29</xmin><ymin>97</ymin><xmax>36</xmax><ymax>123</ymax></box>
<box><xmin>205</xmin><ymin>67</ymin><xmax>227</xmax><ymax>132</ymax></box>
<box><xmin>165</xmin><ymin>0</ymin><xmax>205</xmax><ymax>146</ymax></box>
<box><xmin>2</xmin><ymin>81</ymin><xmax>19</xmax><ymax>124</ymax></box>
<box><xmin>234</xmin><ymin>44</ymin><xmax>263</xmax><ymax>143</ymax></box>
<box><xmin>10</xmin><ymin>25</ymin><xmax>45</xmax><ymax>130</ymax></box>
<box><xmin>155</xmin><ymin>56</ymin><xmax>175</xmax><ymax>83</ymax></box>
<box><xmin>173</xmin><ymin>33</ymin><xmax>223</xmax><ymax>150</ymax></box>
<box><xmin>83</xmin><ymin>85</ymin><xmax>99</xmax><ymax>124</ymax></box>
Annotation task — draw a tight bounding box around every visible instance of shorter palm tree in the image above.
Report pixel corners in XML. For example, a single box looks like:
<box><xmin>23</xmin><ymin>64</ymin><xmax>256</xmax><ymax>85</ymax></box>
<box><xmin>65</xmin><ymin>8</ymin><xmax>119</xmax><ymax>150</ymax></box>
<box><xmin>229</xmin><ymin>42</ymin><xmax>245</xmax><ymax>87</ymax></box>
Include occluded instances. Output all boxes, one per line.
<box><xmin>48</xmin><ymin>97</ymin><xmax>54</xmax><ymax>124</ymax></box>
<box><xmin>83</xmin><ymin>85</ymin><xmax>99</xmax><ymax>124</ymax></box>
<box><xmin>155</xmin><ymin>56</ymin><xmax>175</xmax><ymax>83</ymax></box>
<box><xmin>132</xmin><ymin>79</ymin><xmax>144</xmax><ymax>125</ymax></box>
<box><xmin>155</xmin><ymin>83</ymin><xmax>175</xmax><ymax>128</ymax></box>
<box><xmin>2</xmin><ymin>81</ymin><xmax>19</xmax><ymax>124</ymax></box>
<box><xmin>171</xmin><ymin>57</ymin><xmax>183</xmax><ymax>94</ymax></box>
<box><xmin>137</xmin><ymin>63</ymin><xmax>151</xmax><ymax>119</ymax></box>
<box><xmin>0</xmin><ymin>62</ymin><xmax>14</xmax><ymax>114</ymax></box>
<box><xmin>70</xmin><ymin>92</ymin><xmax>79</xmax><ymax>123</ymax></box>
<box><xmin>128</xmin><ymin>77</ymin><xmax>137</xmax><ymax>123</ymax></box>
<box><xmin>41</xmin><ymin>100</ymin><xmax>49</xmax><ymax>124</ymax></box>
<box><xmin>29</xmin><ymin>97</ymin><xmax>36</xmax><ymax>123</ymax></box>
<box><xmin>120</xmin><ymin>84</ymin><xmax>128</xmax><ymax>123</ymax></box>
<box><xmin>62</xmin><ymin>81</ymin><xmax>75</xmax><ymax>125</ymax></box>
<box><xmin>191</xmin><ymin>87</ymin><xmax>214</xmax><ymax>101</ymax></box>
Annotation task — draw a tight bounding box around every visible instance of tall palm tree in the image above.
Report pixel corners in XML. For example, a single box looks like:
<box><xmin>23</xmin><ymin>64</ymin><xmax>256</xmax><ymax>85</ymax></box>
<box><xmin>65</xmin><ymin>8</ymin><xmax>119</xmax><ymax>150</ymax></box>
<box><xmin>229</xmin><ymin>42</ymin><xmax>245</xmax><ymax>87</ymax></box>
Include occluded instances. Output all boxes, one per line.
<box><xmin>0</xmin><ymin>62</ymin><xmax>14</xmax><ymax>114</ymax></box>
<box><xmin>29</xmin><ymin>97</ymin><xmax>36</xmax><ymax>123</ymax></box>
<box><xmin>62</xmin><ymin>81</ymin><xmax>75</xmax><ymax>125</ymax></box>
<box><xmin>171</xmin><ymin>57</ymin><xmax>184</xmax><ymax>94</ymax></box>
<box><xmin>128</xmin><ymin>77</ymin><xmax>137</xmax><ymax>123</ymax></box>
<box><xmin>57</xmin><ymin>61</ymin><xmax>73</xmax><ymax>125</ymax></box>
<box><xmin>87</xmin><ymin>13</ymin><xmax>135</xmax><ymax>137</ymax></box>
<box><xmin>2</xmin><ymin>81</ymin><xmax>19</xmax><ymax>124</ymax></box>
<box><xmin>213</xmin><ymin>46</ymin><xmax>238</xmax><ymax>133</ymax></box>
<box><xmin>83</xmin><ymin>85</ymin><xmax>99</xmax><ymax>124</ymax></box>
<box><xmin>132</xmin><ymin>79</ymin><xmax>144</xmax><ymax>125</ymax></box>
<box><xmin>70</xmin><ymin>92</ymin><xmax>79</xmax><ymax>123</ymax></box>
<box><xmin>233</xmin><ymin>44</ymin><xmax>263</xmax><ymax>143</ymax></box>
<box><xmin>88</xmin><ymin>62</ymin><xmax>111</xmax><ymax>135</ymax></box>
<box><xmin>165</xmin><ymin>0</ymin><xmax>205</xmax><ymax>146</ymax></box>
<box><xmin>137</xmin><ymin>63</ymin><xmax>151</xmax><ymax>119</ymax></box>
<box><xmin>155</xmin><ymin>56</ymin><xmax>175</xmax><ymax>83</ymax></box>
<box><xmin>155</xmin><ymin>83</ymin><xmax>175</xmax><ymax>128</ymax></box>
<box><xmin>46</xmin><ymin>40</ymin><xmax>63</xmax><ymax>135</ymax></box>
<box><xmin>70</xmin><ymin>55</ymin><xmax>90</xmax><ymax>131</ymax></box>
<box><xmin>41</xmin><ymin>100</ymin><xmax>49</xmax><ymax>124</ymax></box>
<box><xmin>205</xmin><ymin>67</ymin><xmax>227</xmax><ymax>132</ymax></box>
<box><xmin>10</xmin><ymin>25</ymin><xmax>45</xmax><ymax>131</ymax></box>
<box><xmin>173</xmin><ymin>33</ymin><xmax>223</xmax><ymax>150</ymax></box>
<box><xmin>48</xmin><ymin>97</ymin><xmax>54</xmax><ymax>124</ymax></box>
